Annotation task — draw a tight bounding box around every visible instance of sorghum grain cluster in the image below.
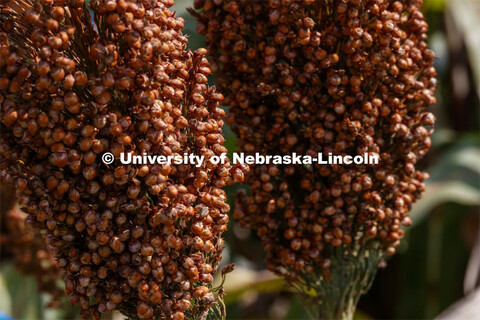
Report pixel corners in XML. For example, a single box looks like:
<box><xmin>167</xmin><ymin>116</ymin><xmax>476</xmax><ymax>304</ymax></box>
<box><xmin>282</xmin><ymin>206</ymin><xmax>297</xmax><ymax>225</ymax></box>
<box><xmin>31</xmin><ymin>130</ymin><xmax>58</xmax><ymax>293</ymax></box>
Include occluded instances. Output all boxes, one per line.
<box><xmin>193</xmin><ymin>0</ymin><xmax>436</xmax><ymax>281</ymax></box>
<box><xmin>1</xmin><ymin>207</ymin><xmax>63</xmax><ymax>306</ymax></box>
<box><xmin>0</xmin><ymin>0</ymin><xmax>246</xmax><ymax>319</ymax></box>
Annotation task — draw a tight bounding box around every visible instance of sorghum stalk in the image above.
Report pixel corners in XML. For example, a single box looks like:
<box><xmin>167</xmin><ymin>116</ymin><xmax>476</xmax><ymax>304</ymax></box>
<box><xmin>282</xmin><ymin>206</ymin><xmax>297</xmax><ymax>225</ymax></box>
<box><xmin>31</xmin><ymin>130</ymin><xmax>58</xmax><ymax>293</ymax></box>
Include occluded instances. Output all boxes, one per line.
<box><xmin>192</xmin><ymin>0</ymin><xmax>436</xmax><ymax>319</ymax></box>
<box><xmin>0</xmin><ymin>0</ymin><xmax>247</xmax><ymax>319</ymax></box>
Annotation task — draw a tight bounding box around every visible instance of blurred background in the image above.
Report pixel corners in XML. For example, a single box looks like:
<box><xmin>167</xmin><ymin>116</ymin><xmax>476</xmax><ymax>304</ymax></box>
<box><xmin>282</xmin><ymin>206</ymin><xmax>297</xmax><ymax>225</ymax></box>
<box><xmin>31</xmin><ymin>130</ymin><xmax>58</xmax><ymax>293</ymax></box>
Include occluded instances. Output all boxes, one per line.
<box><xmin>1</xmin><ymin>0</ymin><xmax>479</xmax><ymax>319</ymax></box>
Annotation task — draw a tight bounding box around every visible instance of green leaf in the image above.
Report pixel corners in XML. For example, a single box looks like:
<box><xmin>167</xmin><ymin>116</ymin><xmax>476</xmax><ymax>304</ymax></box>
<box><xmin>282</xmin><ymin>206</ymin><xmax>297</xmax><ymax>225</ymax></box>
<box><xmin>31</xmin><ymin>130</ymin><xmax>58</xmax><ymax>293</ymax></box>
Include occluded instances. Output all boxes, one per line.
<box><xmin>0</xmin><ymin>272</ymin><xmax>12</xmax><ymax>316</ymax></box>
<box><xmin>410</xmin><ymin>181</ymin><xmax>480</xmax><ymax>225</ymax></box>
<box><xmin>213</xmin><ymin>267</ymin><xmax>286</xmax><ymax>305</ymax></box>
<box><xmin>285</xmin><ymin>295</ymin><xmax>310</xmax><ymax>319</ymax></box>
<box><xmin>429</xmin><ymin>136</ymin><xmax>480</xmax><ymax>180</ymax></box>
<box><xmin>424</xmin><ymin>0</ymin><xmax>446</xmax><ymax>12</ymax></box>
<box><xmin>410</xmin><ymin>135</ymin><xmax>480</xmax><ymax>225</ymax></box>
<box><xmin>447</xmin><ymin>0</ymin><xmax>480</xmax><ymax>93</ymax></box>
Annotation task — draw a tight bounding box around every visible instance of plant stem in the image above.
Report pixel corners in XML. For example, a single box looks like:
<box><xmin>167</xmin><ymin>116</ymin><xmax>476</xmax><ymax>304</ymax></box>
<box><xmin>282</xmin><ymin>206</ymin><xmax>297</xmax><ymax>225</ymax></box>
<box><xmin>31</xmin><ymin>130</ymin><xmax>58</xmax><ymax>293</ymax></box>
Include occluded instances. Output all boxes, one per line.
<box><xmin>297</xmin><ymin>247</ymin><xmax>382</xmax><ymax>320</ymax></box>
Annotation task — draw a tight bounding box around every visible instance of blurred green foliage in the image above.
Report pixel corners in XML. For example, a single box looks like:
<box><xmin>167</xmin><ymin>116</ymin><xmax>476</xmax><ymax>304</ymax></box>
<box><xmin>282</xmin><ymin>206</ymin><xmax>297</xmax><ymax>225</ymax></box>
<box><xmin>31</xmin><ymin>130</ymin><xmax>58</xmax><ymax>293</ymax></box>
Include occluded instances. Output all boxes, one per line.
<box><xmin>1</xmin><ymin>0</ymin><xmax>478</xmax><ymax>319</ymax></box>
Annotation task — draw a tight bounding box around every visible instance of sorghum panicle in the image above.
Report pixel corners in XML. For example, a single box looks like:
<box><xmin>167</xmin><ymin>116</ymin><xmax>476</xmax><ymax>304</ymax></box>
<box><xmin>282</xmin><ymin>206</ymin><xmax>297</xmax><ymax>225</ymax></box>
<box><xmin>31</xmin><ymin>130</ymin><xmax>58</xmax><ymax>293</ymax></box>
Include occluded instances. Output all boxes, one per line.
<box><xmin>0</xmin><ymin>0</ymin><xmax>247</xmax><ymax>319</ymax></box>
<box><xmin>193</xmin><ymin>0</ymin><xmax>436</xmax><ymax>282</ymax></box>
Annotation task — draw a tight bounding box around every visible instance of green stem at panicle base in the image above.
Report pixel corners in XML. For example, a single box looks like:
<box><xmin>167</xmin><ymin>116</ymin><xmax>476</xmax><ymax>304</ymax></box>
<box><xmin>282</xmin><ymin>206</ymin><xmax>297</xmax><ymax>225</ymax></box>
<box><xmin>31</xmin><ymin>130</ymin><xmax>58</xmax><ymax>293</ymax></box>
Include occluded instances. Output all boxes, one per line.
<box><xmin>293</xmin><ymin>247</ymin><xmax>383</xmax><ymax>320</ymax></box>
